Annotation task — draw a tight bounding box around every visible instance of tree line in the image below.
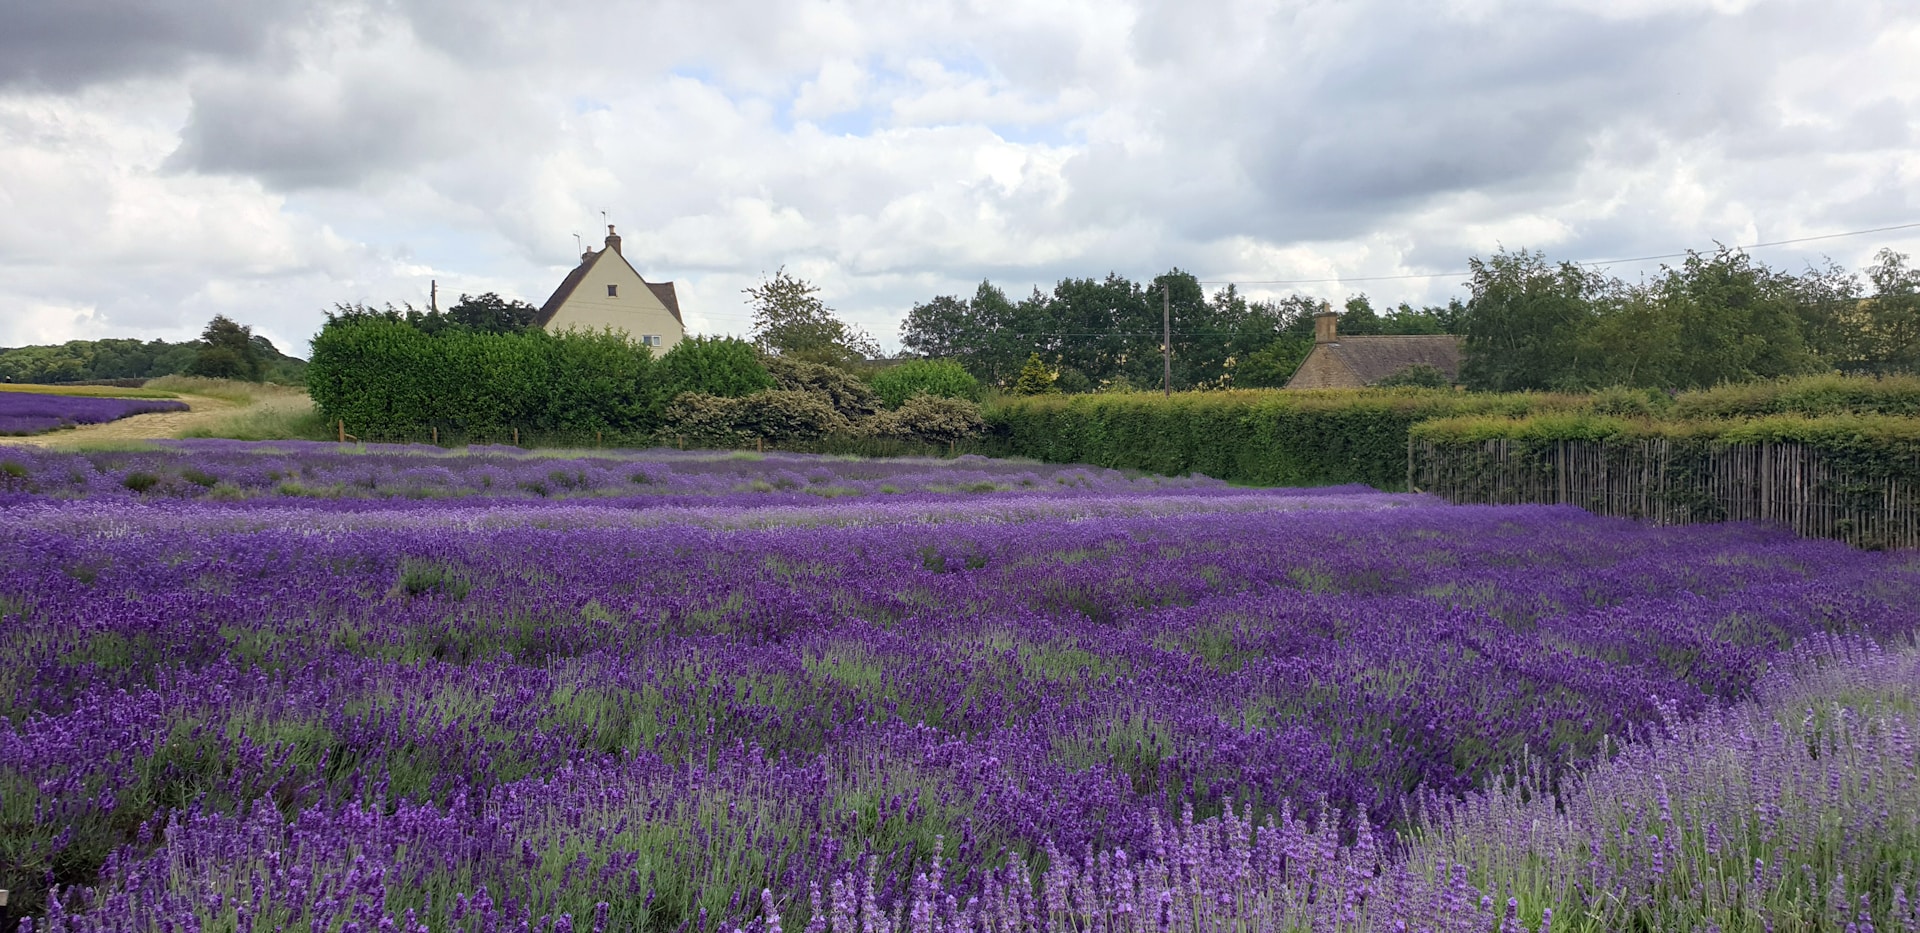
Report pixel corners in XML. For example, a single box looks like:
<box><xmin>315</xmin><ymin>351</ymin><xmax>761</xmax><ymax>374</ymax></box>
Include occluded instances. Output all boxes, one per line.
<box><xmin>894</xmin><ymin>247</ymin><xmax>1920</xmax><ymax>393</ymax></box>
<box><xmin>0</xmin><ymin>316</ymin><xmax>308</xmax><ymax>385</ymax></box>
<box><xmin>900</xmin><ymin>272</ymin><xmax>1462</xmax><ymax>393</ymax></box>
<box><xmin>1459</xmin><ymin>247</ymin><xmax>1920</xmax><ymax>392</ymax></box>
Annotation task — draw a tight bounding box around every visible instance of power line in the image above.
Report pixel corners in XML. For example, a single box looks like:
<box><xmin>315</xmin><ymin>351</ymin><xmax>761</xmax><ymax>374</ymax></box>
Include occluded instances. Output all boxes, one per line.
<box><xmin>1195</xmin><ymin>220</ymin><xmax>1920</xmax><ymax>286</ymax></box>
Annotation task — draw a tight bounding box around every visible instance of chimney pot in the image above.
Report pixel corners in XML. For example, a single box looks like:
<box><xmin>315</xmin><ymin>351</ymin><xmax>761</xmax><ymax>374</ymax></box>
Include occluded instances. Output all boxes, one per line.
<box><xmin>1314</xmin><ymin>310</ymin><xmax>1338</xmax><ymax>344</ymax></box>
<box><xmin>604</xmin><ymin>224</ymin><xmax>622</xmax><ymax>255</ymax></box>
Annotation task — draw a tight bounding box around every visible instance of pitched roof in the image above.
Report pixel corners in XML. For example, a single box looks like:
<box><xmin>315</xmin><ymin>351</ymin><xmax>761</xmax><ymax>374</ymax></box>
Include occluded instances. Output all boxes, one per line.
<box><xmin>1286</xmin><ymin>335</ymin><xmax>1463</xmax><ymax>388</ymax></box>
<box><xmin>534</xmin><ymin>248</ymin><xmax>684</xmax><ymax>328</ymax></box>
<box><xmin>646</xmin><ymin>282</ymin><xmax>683</xmax><ymax>325</ymax></box>
<box><xmin>534</xmin><ymin>251</ymin><xmax>599</xmax><ymax>329</ymax></box>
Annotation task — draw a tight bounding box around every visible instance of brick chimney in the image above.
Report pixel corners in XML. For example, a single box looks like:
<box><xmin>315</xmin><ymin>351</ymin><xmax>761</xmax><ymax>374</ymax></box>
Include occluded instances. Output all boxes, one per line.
<box><xmin>1314</xmin><ymin>309</ymin><xmax>1338</xmax><ymax>344</ymax></box>
<box><xmin>604</xmin><ymin>224</ymin><xmax>622</xmax><ymax>256</ymax></box>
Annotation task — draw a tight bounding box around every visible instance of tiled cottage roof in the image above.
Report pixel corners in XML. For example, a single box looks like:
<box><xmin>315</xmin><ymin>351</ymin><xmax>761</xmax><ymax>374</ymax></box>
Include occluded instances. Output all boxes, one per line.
<box><xmin>1285</xmin><ymin>334</ymin><xmax>1464</xmax><ymax>389</ymax></box>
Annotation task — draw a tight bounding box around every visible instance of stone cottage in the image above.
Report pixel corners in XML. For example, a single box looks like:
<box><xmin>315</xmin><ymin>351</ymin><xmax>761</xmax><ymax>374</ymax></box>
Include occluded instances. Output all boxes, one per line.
<box><xmin>1285</xmin><ymin>310</ymin><xmax>1463</xmax><ymax>389</ymax></box>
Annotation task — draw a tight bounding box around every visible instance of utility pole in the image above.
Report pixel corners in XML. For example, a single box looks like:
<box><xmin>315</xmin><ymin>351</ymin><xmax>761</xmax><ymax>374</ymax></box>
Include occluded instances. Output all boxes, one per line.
<box><xmin>1162</xmin><ymin>284</ymin><xmax>1172</xmax><ymax>396</ymax></box>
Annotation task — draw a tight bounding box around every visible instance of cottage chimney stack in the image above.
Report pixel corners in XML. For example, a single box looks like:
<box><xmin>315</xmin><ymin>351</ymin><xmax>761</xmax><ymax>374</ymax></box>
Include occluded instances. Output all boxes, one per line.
<box><xmin>604</xmin><ymin>224</ymin><xmax>622</xmax><ymax>256</ymax></box>
<box><xmin>1314</xmin><ymin>309</ymin><xmax>1338</xmax><ymax>344</ymax></box>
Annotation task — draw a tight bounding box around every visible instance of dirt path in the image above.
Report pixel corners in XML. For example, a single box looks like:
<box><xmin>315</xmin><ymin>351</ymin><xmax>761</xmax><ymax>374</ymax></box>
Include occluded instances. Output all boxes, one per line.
<box><xmin>0</xmin><ymin>394</ymin><xmax>246</xmax><ymax>447</ymax></box>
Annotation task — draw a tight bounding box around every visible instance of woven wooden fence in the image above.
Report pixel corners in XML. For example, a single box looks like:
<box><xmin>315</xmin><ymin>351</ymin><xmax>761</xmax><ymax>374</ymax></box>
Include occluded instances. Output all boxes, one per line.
<box><xmin>1410</xmin><ymin>438</ymin><xmax>1920</xmax><ymax>549</ymax></box>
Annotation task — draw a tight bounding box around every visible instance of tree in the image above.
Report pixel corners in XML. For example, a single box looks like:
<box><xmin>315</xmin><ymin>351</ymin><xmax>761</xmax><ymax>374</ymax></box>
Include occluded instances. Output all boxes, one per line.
<box><xmin>1858</xmin><ymin>249</ymin><xmax>1920</xmax><ymax>376</ymax></box>
<box><xmin>1012</xmin><ymin>353</ymin><xmax>1057</xmax><ymax>395</ymax></box>
<box><xmin>1232</xmin><ymin>337</ymin><xmax>1312</xmax><ymax>388</ymax></box>
<box><xmin>1649</xmin><ymin>249</ymin><xmax>1821</xmax><ymax>387</ymax></box>
<box><xmin>1338</xmin><ymin>295</ymin><xmax>1384</xmax><ymax>336</ymax></box>
<box><xmin>1458</xmin><ymin>249</ymin><xmax>1606</xmax><ymax>392</ymax></box>
<box><xmin>745</xmin><ymin>268</ymin><xmax>879</xmax><ymax>366</ymax></box>
<box><xmin>189</xmin><ymin>315</ymin><xmax>265</xmax><ymax>381</ymax></box>
<box><xmin>900</xmin><ymin>294</ymin><xmax>978</xmax><ymax>361</ymax></box>
<box><xmin>448</xmin><ymin>292</ymin><xmax>538</xmax><ymax>334</ymax></box>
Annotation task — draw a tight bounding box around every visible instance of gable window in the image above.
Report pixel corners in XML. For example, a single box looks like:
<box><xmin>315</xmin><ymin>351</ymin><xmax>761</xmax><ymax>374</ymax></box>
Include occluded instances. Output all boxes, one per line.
<box><xmin>606</xmin><ymin>284</ymin><xmax>618</xmax><ymax>297</ymax></box>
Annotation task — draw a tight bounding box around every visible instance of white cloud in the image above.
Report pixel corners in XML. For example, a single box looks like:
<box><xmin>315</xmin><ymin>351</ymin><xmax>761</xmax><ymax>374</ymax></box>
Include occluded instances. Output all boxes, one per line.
<box><xmin>1</xmin><ymin>0</ymin><xmax>1918</xmax><ymax>358</ymax></box>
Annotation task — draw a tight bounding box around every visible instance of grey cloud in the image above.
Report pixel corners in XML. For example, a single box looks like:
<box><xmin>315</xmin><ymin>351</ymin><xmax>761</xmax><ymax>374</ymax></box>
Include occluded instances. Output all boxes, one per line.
<box><xmin>1063</xmin><ymin>1</ymin><xmax>1879</xmax><ymax>247</ymax></box>
<box><xmin>0</xmin><ymin>0</ymin><xmax>312</xmax><ymax>90</ymax></box>
<box><xmin>165</xmin><ymin>61</ymin><xmax>470</xmax><ymax>190</ymax></box>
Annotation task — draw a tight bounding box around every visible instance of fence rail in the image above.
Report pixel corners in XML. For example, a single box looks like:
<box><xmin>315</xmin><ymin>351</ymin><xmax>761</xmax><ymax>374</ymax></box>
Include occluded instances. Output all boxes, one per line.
<box><xmin>1411</xmin><ymin>438</ymin><xmax>1920</xmax><ymax>549</ymax></box>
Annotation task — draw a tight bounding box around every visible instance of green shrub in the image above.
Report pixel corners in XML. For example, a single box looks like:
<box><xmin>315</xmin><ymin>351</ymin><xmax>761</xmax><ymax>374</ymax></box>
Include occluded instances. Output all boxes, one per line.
<box><xmin>731</xmin><ymin>390</ymin><xmax>850</xmax><ymax>440</ymax></box>
<box><xmin>659</xmin><ymin>390</ymin><xmax>851</xmax><ymax>442</ymax></box>
<box><xmin>869</xmin><ymin>359</ymin><xmax>984</xmax><ymax>408</ymax></box>
<box><xmin>121</xmin><ymin>471</ymin><xmax>160</xmax><ymax>493</ymax></box>
<box><xmin>1674</xmin><ymin>373</ymin><xmax>1920</xmax><ymax>419</ymax></box>
<box><xmin>860</xmin><ymin>395</ymin><xmax>987</xmax><ymax>445</ymax></box>
<box><xmin>762</xmin><ymin>354</ymin><xmax>880</xmax><ymax>419</ymax></box>
<box><xmin>657</xmin><ymin>393</ymin><xmax>744</xmax><ymax>441</ymax></box>
<box><xmin>1588</xmin><ymin>385</ymin><xmax>1676</xmax><ymax>418</ymax></box>
<box><xmin>653</xmin><ymin>336</ymin><xmax>773</xmax><ymax>403</ymax></box>
<box><xmin>986</xmin><ymin>389</ymin><xmax>1578</xmax><ymax>488</ymax></box>
<box><xmin>306</xmin><ymin>317</ymin><xmax>655</xmax><ymax>438</ymax></box>
<box><xmin>1410</xmin><ymin>412</ymin><xmax>1920</xmax><ymax>480</ymax></box>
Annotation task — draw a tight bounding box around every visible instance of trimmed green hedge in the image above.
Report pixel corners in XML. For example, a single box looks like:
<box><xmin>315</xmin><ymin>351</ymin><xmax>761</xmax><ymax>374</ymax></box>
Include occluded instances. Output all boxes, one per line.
<box><xmin>308</xmin><ymin>318</ymin><xmax>655</xmax><ymax>439</ymax></box>
<box><xmin>1412</xmin><ymin>412</ymin><xmax>1920</xmax><ymax>480</ymax></box>
<box><xmin>985</xmin><ymin>389</ymin><xmax>1582</xmax><ymax>488</ymax></box>
<box><xmin>1674</xmin><ymin>374</ymin><xmax>1920</xmax><ymax>420</ymax></box>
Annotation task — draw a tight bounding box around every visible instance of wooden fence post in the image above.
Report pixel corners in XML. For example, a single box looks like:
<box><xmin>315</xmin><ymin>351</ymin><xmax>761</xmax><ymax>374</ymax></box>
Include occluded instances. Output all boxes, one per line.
<box><xmin>337</xmin><ymin>419</ymin><xmax>345</xmax><ymax>443</ymax></box>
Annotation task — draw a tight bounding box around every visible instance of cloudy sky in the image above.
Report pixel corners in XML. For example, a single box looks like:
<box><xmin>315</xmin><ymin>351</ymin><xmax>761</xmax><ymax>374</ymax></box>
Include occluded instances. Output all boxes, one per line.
<box><xmin>2</xmin><ymin>0</ymin><xmax>1917</xmax><ymax>356</ymax></box>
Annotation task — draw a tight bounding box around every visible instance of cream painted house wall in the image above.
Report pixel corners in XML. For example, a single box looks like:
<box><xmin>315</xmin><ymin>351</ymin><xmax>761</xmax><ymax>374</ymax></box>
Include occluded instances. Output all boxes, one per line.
<box><xmin>543</xmin><ymin>249</ymin><xmax>685</xmax><ymax>352</ymax></box>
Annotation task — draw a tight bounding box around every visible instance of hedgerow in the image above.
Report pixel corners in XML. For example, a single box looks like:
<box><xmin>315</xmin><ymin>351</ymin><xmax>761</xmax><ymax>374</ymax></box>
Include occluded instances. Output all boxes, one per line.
<box><xmin>984</xmin><ymin>389</ymin><xmax>1582</xmax><ymax>488</ymax></box>
<box><xmin>307</xmin><ymin>317</ymin><xmax>655</xmax><ymax>438</ymax></box>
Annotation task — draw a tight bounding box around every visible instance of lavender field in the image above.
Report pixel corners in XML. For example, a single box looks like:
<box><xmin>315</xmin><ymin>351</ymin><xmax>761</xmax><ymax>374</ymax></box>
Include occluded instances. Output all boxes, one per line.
<box><xmin>2</xmin><ymin>442</ymin><xmax>1917</xmax><ymax>932</ymax></box>
<box><xmin>0</xmin><ymin>393</ymin><xmax>189</xmax><ymax>437</ymax></box>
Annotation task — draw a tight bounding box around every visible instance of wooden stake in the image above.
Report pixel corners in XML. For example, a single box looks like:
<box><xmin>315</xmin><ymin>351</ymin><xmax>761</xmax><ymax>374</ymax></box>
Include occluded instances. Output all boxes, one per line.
<box><xmin>756</xmin><ymin>436</ymin><xmax>764</xmax><ymax>453</ymax></box>
<box><xmin>337</xmin><ymin>418</ymin><xmax>345</xmax><ymax>443</ymax></box>
<box><xmin>513</xmin><ymin>427</ymin><xmax>520</xmax><ymax>446</ymax></box>
<box><xmin>432</xmin><ymin>426</ymin><xmax>438</xmax><ymax>445</ymax></box>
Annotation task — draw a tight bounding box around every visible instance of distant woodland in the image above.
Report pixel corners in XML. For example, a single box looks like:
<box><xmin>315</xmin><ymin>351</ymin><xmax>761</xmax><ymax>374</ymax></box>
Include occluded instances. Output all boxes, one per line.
<box><xmin>0</xmin><ymin>315</ymin><xmax>308</xmax><ymax>385</ymax></box>
<box><xmin>900</xmin><ymin>247</ymin><xmax>1920</xmax><ymax>393</ymax></box>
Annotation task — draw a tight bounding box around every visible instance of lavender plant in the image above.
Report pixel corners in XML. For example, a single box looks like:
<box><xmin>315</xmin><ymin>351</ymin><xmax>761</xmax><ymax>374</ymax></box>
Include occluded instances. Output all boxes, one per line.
<box><xmin>0</xmin><ymin>442</ymin><xmax>1915</xmax><ymax>931</ymax></box>
<box><xmin>0</xmin><ymin>394</ymin><xmax>188</xmax><ymax>436</ymax></box>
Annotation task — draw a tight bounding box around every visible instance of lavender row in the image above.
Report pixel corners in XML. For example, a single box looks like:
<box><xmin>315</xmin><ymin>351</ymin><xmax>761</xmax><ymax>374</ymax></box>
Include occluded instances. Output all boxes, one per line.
<box><xmin>0</xmin><ymin>393</ymin><xmax>188</xmax><ymax>437</ymax></box>
<box><xmin>0</xmin><ymin>442</ymin><xmax>1239</xmax><ymax>503</ymax></box>
<box><xmin>25</xmin><ymin>640</ymin><xmax>1920</xmax><ymax>933</ymax></box>
<box><xmin>5</xmin><ymin>487</ymin><xmax>1917</xmax><ymax>927</ymax></box>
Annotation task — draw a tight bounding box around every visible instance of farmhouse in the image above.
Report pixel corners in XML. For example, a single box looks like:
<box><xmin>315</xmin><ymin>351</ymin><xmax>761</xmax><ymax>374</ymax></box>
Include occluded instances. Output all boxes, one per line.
<box><xmin>1284</xmin><ymin>310</ymin><xmax>1463</xmax><ymax>389</ymax></box>
<box><xmin>536</xmin><ymin>225</ymin><xmax>685</xmax><ymax>351</ymax></box>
